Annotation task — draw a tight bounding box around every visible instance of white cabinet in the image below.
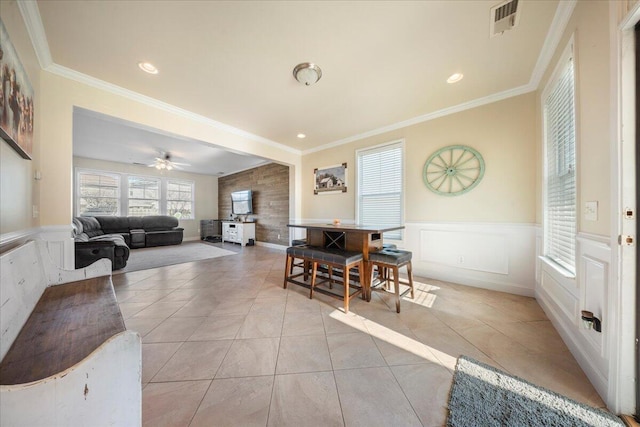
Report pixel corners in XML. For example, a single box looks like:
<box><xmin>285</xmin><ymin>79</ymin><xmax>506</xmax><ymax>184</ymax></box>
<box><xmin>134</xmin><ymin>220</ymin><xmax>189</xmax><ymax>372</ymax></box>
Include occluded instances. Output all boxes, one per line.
<box><xmin>222</xmin><ymin>221</ymin><xmax>256</xmax><ymax>246</ymax></box>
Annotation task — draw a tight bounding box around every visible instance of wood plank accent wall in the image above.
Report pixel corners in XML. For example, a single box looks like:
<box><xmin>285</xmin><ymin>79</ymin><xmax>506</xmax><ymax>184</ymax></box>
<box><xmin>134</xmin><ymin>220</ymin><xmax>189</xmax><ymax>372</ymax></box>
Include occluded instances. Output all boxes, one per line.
<box><xmin>218</xmin><ymin>163</ymin><xmax>289</xmax><ymax>245</ymax></box>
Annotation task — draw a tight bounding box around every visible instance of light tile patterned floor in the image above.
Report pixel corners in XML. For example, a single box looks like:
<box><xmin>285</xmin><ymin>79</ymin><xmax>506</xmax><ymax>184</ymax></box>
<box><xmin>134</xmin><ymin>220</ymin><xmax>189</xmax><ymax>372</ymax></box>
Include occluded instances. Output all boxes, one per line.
<box><xmin>112</xmin><ymin>243</ymin><xmax>605</xmax><ymax>427</ymax></box>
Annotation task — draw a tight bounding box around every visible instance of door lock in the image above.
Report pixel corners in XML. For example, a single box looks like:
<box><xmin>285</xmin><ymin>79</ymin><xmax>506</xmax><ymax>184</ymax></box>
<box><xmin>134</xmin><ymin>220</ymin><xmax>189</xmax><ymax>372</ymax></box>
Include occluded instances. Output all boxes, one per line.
<box><xmin>618</xmin><ymin>235</ymin><xmax>635</xmax><ymax>246</ymax></box>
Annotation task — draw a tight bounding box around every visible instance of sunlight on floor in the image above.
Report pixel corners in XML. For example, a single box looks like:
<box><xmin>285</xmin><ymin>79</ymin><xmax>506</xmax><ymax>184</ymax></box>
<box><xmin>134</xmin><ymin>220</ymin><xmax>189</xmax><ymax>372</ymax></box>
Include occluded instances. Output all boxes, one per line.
<box><xmin>326</xmin><ymin>280</ymin><xmax>459</xmax><ymax>370</ymax></box>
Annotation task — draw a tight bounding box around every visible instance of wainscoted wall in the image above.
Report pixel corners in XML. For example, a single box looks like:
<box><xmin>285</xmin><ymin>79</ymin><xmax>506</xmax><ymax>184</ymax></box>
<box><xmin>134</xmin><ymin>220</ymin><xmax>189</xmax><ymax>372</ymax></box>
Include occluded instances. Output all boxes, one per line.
<box><xmin>218</xmin><ymin>163</ymin><xmax>290</xmax><ymax>246</ymax></box>
<box><xmin>404</xmin><ymin>222</ymin><xmax>537</xmax><ymax>297</ymax></box>
<box><xmin>0</xmin><ymin>225</ymin><xmax>74</xmax><ymax>270</ymax></box>
<box><xmin>535</xmin><ymin>230</ymin><xmax>611</xmax><ymax>400</ymax></box>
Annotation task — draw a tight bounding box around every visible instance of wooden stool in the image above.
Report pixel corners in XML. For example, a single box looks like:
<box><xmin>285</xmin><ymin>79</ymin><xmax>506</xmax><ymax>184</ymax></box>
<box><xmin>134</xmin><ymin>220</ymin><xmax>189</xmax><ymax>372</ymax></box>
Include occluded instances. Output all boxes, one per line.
<box><xmin>284</xmin><ymin>246</ymin><xmax>365</xmax><ymax>313</ymax></box>
<box><xmin>368</xmin><ymin>248</ymin><xmax>414</xmax><ymax>313</ymax></box>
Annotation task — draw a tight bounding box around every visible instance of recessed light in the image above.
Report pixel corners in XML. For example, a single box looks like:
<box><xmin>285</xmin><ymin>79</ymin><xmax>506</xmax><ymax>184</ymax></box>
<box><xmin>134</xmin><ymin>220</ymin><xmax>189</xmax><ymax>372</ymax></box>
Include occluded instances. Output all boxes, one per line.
<box><xmin>447</xmin><ymin>73</ymin><xmax>463</xmax><ymax>84</ymax></box>
<box><xmin>297</xmin><ymin>133</ymin><xmax>306</xmax><ymax>139</ymax></box>
<box><xmin>138</xmin><ymin>62</ymin><xmax>159</xmax><ymax>75</ymax></box>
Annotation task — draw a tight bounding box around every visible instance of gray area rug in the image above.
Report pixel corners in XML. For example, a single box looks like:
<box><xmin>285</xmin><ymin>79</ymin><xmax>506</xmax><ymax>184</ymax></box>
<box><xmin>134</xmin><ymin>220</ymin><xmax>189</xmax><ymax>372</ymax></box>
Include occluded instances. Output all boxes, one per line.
<box><xmin>447</xmin><ymin>355</ymin><xmax>624</xmax><ymax>427</ymax></box>
<box><xmin>117</xmin><ymin>242</ymin><xmax>237</xmax><ymax>273</ymax></box>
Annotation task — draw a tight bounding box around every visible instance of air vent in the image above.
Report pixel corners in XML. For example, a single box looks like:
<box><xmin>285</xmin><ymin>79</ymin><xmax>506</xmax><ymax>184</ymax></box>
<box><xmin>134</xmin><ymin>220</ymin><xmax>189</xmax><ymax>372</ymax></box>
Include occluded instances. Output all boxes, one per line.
<box><xmin>490</xmin><ymin>0</ymin><xmax>520</xmax><ymax>37</ymax></box>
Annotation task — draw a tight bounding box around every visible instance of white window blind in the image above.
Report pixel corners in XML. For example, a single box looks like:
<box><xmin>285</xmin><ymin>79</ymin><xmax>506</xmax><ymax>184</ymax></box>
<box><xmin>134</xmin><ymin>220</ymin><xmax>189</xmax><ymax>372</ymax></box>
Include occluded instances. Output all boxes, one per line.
<box><xmin>543</xmin><ymin>42</ymin><xmax>576</xmax><ymax>275</ymax></box>
<box><xmin>166</xmin><ymin>180</ymin><xmax>194</xmax><ymax>219</ymax></box>
<box><xmin>357</xmin><ymin>141</ymin><xmax>403</xmax><ymax>240</ymax></box>
<box><xmin>128</xmin><ymin>176</ymin><xmax>160</xmax><ymax>216</ymax></box>
<box><xmin>77</xmin><ymin>171</ymin><xmax>120</xmax><ymax>216</ymax></box>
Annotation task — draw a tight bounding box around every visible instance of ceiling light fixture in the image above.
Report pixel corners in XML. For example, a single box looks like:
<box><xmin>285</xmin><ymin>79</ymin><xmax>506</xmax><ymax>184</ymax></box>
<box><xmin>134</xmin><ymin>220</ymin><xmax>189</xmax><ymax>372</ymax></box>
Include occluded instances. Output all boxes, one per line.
<box><xmin>447</xmin><ymin>73</ymin><xmax>464</xmax><ymax>84</ymax></box>
<box><xmin>297</xmin><ymin>133</ymin><xmax>306</xmax><ymax>139</ymax></box>
<box><xmin>138</xmin><ymin>62</ymin><xmax>159</xmax><ymax>75</ymax></box>
<box><xmin>293</xmin><ymin>63</ymin><xmax>322</xmax><ymax>86</ymax></box>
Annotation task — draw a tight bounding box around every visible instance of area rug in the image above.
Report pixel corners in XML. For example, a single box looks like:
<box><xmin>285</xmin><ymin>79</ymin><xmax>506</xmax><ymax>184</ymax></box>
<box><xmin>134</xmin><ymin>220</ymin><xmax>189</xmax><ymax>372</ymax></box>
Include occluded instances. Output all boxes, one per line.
<box><xmin>447</xmin><ymin>355</ymin><xmax>624</xmax><ymax>427</ymax></box>
<box><xmin>117</xmin><ymin>242</ymin><xmax>237</xmax><ymax>273</ymax></box>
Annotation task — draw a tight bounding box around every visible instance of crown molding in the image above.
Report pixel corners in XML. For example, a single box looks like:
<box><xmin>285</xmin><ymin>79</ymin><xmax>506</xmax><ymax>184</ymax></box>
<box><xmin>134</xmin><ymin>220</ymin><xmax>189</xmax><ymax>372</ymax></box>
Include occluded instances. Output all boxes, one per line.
<box><xmin>17</xmin><ymin>0</ymin><xmax>52</xmax><ymax>69</ymax></box>
<box><xmin>529</xmin><ymin>0</ymin><xmax>577</xmax><ymax>89</ymax></box>
<box><xmin>46</xmin><ymin>64</ymin><xmax>300</xmax><ymax>155</ymax></box>
<box><xmin>302</xmin><ymin>83</ymin><xmax>535</xmax><ymax>155</ymax></box>
<box><xmin>304</xmin><ymin>0</ymin><xmax>578</xmax><ymax>156</ymax></box>
<box><xmin>16</xmin><ymin>0</ymin><xmax>300</xmax><ymax>157</ymax></box>
<box><xmin>19</xmin><ymin>0</ymin><xmax>576</xmax><ymax>159</ymax></box>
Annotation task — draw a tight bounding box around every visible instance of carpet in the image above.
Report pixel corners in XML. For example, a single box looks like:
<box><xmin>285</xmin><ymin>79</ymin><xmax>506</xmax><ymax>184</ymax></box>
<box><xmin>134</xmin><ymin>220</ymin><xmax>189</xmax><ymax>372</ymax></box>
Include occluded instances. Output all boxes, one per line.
<box><xmin>117</xmin><ymin>242</ymin><xmax>237</xmax><ymax>273</ymax></box>
<box><xmin>447</xmin><ymin>355</ymin><xmax>624</xmax><ymax>427</ymax></box>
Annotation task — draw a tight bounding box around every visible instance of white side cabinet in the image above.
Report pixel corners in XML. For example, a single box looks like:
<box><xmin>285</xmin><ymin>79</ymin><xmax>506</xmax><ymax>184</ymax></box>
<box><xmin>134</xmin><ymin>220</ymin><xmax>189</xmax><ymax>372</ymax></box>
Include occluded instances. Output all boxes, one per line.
<box><xmin>222</xmin><ymin>221</ymin><xmax>256</xmax><ymax>246</ymax></box>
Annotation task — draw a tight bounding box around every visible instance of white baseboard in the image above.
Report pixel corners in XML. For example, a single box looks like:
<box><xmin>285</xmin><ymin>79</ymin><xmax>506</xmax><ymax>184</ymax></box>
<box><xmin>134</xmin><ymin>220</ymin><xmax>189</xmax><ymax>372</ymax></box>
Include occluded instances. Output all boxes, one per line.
<box><xmin>256</xmin><ymin>241</ymin><xmax>287</xmax><ymax>251</ymax></box>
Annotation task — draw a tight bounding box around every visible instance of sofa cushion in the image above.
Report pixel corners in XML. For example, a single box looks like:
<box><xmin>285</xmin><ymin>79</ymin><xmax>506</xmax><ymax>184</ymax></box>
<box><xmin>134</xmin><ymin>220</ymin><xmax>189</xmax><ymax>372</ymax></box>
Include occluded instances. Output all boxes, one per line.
<box><xmin>74</xmin><ymin>217</ymin><xmax>104</xmax><ymax>238</ymax></box>
<box><xmin>95</xmin><ymin>216</ymin><xmax>131</xmax><ymax>234</ymax></box>
<box><xmin>145</xmin><ymin>229</ymin><xmax>183</xmax><ymax>247</ymax></box>
<box><xmin>128</xmin><ymin>217</ymin><xmax>143</xmax><ymax>229</ymax></box>
<box><xmin>142</xmin><ymin>216</ymin><xmax>179</xmax><ymax>231</ymax></box>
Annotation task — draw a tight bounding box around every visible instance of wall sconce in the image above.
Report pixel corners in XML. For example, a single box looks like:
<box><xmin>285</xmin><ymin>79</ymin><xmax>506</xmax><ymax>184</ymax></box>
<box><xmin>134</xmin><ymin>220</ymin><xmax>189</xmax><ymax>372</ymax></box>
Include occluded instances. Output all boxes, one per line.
<box><xmin>581</xmin><ymin>310</ymin><xmax>602</xmax><ymax>333</ymax></box>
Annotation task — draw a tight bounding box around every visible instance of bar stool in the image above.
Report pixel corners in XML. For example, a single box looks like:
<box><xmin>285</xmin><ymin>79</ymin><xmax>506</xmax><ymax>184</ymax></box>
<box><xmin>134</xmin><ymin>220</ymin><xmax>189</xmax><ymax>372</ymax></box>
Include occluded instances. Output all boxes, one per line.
<box><xmin>284</xmin><ymin>246</ymin><xmax>365</xmax><ymax>313</ymax></box>
<box><xmin>368</xmin><ymin>248</ymin><xmax>414</xmax><ymax>313</ymax></box>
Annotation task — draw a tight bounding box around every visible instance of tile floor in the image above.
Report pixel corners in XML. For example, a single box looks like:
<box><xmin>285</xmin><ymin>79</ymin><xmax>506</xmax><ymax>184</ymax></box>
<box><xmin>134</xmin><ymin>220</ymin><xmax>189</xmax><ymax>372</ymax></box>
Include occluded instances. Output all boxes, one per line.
<box><xmin>112</xmin><ymin>243</ymin><xmax>605</xmax><ymax>427</ymax></box>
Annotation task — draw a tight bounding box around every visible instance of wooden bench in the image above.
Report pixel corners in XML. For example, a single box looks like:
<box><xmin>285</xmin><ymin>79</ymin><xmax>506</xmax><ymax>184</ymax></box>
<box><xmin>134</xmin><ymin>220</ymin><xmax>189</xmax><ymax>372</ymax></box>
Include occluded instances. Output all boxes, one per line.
<box><xmin>0</xmin><ymin>240</ymin><xmax>141</xmax><ymax>426</ymax></box>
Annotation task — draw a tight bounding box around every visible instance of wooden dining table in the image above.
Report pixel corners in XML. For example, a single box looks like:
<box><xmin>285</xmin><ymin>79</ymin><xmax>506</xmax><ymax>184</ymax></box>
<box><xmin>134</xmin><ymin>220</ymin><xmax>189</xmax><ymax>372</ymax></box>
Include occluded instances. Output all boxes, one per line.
<box><xmin>287</xmin><ymin>222</ymin><xmax>405</xmax><ymax>295</ymax></box>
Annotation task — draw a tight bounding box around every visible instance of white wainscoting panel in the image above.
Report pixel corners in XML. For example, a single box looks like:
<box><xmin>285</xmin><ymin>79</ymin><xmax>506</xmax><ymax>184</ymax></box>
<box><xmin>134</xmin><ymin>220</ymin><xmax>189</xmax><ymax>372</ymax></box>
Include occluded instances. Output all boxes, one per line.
<box><xmin>404</xmin><ymin>222</ymin><xmax>537</xmax><ymax>297</ymax></box>
<box><xmin>535</xmin><ymin>231</ymin><xmax>611</xmax><ymax>401</ymax></box>
<box><xmin>1</xmin><ymin>225</ymin><xmax>74</xmax><ymax>270</ymax></box>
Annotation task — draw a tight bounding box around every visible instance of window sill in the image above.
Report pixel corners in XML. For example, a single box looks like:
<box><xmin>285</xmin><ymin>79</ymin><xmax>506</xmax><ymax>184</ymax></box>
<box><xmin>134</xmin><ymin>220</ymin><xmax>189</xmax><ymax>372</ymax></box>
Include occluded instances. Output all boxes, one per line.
<box><xmin>538</xmin><ymin>256</ymin><xmax>576</xmax><ymax>279</ymax></box>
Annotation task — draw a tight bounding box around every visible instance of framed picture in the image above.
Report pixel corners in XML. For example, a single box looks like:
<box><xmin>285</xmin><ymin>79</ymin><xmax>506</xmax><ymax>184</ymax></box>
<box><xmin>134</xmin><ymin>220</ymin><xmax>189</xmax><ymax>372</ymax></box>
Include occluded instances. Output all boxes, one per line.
<box><xmin>314</xmin><ymin>163</ymin><xmax>347</xmax><ymax>195</ymax></box>
<box><xmin>0</xmin><ymin>18</ymin><xmax>34</xmax><ymax>160</ymax></box>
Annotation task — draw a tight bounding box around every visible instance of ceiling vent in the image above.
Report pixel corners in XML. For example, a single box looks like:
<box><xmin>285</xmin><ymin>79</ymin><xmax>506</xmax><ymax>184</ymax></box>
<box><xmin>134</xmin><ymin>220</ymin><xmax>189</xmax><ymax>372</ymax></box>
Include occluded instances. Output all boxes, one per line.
<box><xmin>490</xmin><ymin>0</ymin><xmax>520</xmax><ymax>37</ymax></box>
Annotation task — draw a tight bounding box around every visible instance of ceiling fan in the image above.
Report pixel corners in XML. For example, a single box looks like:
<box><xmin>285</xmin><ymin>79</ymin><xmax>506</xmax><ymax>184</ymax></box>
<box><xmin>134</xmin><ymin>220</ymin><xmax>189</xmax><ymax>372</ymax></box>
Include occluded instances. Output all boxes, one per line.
<box><xmin>148</xmin><ymin>152</ymin><xmax>190</xmax><ymax>170</ymax></box>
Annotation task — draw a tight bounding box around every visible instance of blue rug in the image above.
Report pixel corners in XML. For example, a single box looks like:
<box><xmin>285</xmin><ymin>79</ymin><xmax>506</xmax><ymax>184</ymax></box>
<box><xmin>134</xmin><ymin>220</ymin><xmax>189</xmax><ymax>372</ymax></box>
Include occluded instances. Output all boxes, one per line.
<box><xmin>447</xmin><ymin>355</ymin><xmax>624</xmax><ymax>427</ymax></box>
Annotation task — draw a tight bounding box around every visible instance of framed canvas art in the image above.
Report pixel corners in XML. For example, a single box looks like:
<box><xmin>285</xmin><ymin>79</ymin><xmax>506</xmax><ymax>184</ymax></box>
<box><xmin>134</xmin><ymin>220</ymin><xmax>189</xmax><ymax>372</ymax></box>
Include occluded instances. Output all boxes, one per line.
<box><xmin>0</xmin><ymin>18</ymin><xmax>34</xmax><ymax>160</ymax></box>
<box><xmin>314</xmin><ymin>163</ymin><xmax>347</xmax><ymax>195</ymax></box>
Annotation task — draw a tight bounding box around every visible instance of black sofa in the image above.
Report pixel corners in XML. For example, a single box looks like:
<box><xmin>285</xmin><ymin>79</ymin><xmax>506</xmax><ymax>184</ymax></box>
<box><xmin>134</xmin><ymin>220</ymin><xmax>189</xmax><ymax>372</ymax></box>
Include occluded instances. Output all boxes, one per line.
<box><xmin>72</xmin><ymin>215</ymin><xmax>184</xmax><ymax>270</ymax></box>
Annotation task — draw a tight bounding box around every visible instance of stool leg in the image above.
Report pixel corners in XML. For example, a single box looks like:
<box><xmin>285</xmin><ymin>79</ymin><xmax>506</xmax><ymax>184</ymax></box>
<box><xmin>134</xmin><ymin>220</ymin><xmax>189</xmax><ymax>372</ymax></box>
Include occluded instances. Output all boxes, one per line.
<box><xmin>393</xmin><ymin>266</ymin><xmax>401</xmax><ymax>313</ymax></box>
<box><xmin>359</xmin><ymin>261</ymin><xmax>368</xmax><ymax>301</ymax></box>
<box><xmin>283</xmin><ymin>254</ymin><xmax>292</xmax><ymax>289</ymax></box>
<box><xmin>309</xmin><ymin>261</ymin><xmax>318</xmax><ymax>299</ymax></box>
<box><xmin>343</xmin><ymin>265</ymin><xmax>350</xmax><ymax>314</ymax></box>
<box><xmin>327</xmin><ymin>265</ymin><xmax>333</xmax><ymax>289</ymax></box>
<box><xmin>303</xmin><ymin>260</ymin><xmax>310</xmax><ymax>281</ymax></box>
<box><xmin>407</xmin><ymin>261</ymin><xmax>414</xmax><ymax>299</ymax></box>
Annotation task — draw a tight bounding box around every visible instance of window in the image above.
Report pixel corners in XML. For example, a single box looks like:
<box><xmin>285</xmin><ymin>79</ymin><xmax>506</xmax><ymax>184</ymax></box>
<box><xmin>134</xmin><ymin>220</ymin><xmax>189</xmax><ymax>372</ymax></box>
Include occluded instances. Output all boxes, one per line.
<box><xmin>128</xmin><ymin>176</ymin><xmax>160</xmax><ymax>216</ymax></box>
<box><xmin>543</xmin><ymin>39</ymin><xmax>576</xmax><ymax>275</ymax></box>
<box><xmin>77</xmin><ymin>171</ymin><xmax>120</xmax><ymax>216</ymax></box>
<box><xmin>356</xmin><ymin>140</ymin><xmax>404</xmax><ymax>240</ymax></box>
<box><xmin>75</xmin><ymin>169</ymin><xmax>195</xmax><ymax>219</ymax></box>
<box><xmin>166</xmin><ymin>180</ymin><xmax>194</xmax><ymax>219</ymax></box>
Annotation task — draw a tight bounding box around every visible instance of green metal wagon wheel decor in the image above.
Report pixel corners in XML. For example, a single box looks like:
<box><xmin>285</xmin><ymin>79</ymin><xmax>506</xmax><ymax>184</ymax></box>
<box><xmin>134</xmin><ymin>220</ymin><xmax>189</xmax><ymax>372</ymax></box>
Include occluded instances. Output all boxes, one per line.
<box><xmin>422</xmin><ymin>145</ymin><xmax>485</xmax><ymax>196</ymax></box>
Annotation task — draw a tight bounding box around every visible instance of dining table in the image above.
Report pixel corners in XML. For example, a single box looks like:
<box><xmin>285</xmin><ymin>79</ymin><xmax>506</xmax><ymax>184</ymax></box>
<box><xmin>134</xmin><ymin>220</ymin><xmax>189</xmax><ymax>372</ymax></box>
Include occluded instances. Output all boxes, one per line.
<box><xmin>287</xmin><ymin>222</ymin><xmax>405</xmax><ymax>296</ymax></box>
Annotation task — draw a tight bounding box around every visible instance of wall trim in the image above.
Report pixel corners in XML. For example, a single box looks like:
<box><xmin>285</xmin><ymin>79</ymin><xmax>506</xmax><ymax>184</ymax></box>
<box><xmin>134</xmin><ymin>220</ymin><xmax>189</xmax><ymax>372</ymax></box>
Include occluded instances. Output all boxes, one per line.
<box><xmin>16</xmin><ymin>0</ymin><xmax>53</xmax><ymax>68</ymax></box>
<box><xmin>255</xmin><ymin>241</ymin><xmax>286</xmax><ymax>251</ymax></box>
<box><xmin>302</xmin><ymin>85</ymin><xmax>535</xmax><ymax>155</ymax></box>
<box><xmin>19</xmin><ymin>0</ymin><xmax>577</xmax><ymax>160</ymax></box>
<box><xmin>535</xmin><ymin>286</ymin><xmax>609</xmax><ymax>398</ymax></box>
<box><xmin>529</xmin><ymin>0</ymin><xmax>578</xmax><ymax>88</ymax></box>
<box><xmin>536</xmin><ymin>231</ymin><xmax>613</xmax><ymax>404</ymax></box>
<box><xmin>47</xmin><ymin>64</ymin><xmax>300</xmax><ymax>155</ymax></box>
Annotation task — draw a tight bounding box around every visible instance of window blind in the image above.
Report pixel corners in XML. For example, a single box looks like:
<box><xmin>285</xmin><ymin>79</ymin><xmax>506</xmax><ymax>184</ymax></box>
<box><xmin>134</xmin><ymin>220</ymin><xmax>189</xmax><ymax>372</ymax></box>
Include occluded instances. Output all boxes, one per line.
<box><xmin>357</xmin><ymin>141</ymin><xmax>403</xmax><ymax>240</ymax></box>
<box><xmin>543</xmin><ymin>47</ymin><xmax>576</xmax><ymax>275</ymax></box>
<box><xmin>166</xmin><ymin>180</ymin><xmax>194</xmax><ymax>219</ymax></box>
<box><xmin>128</xmin><ymin>176</ymin><xmax>160</xmax><ymax>216</ymax></box>
<box><xmin>77</xmin><ymin>171</ymin><xmax>120</xmax><ymax>216</ymax></box>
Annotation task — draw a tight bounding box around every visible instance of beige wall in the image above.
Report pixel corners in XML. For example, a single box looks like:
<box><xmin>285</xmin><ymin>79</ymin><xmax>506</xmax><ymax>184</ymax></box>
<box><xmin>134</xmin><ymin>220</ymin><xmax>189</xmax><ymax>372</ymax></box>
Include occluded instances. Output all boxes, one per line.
<box><xmin>536</xmin><ymin>0</ymin><xmax>612</xmax><ymax>236</ymax></box>
<box><xmin>302</xmin><ymin>93</ymin><xmax>537</xmax><ymax>224</ymax></box>
<box><xmin>73</xmin><ymin>157</ymin><xmax>218</xmax><ymax>240</ymax></box>
<box><xmin>0</xmin><ymin>2</ymin><xmax>41</xmax><ymax>235</ymax></box>
<box><xmin>36</xmin><ymin>71</ymin><xmax>301</xmax><ymax>229</ymax></box>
